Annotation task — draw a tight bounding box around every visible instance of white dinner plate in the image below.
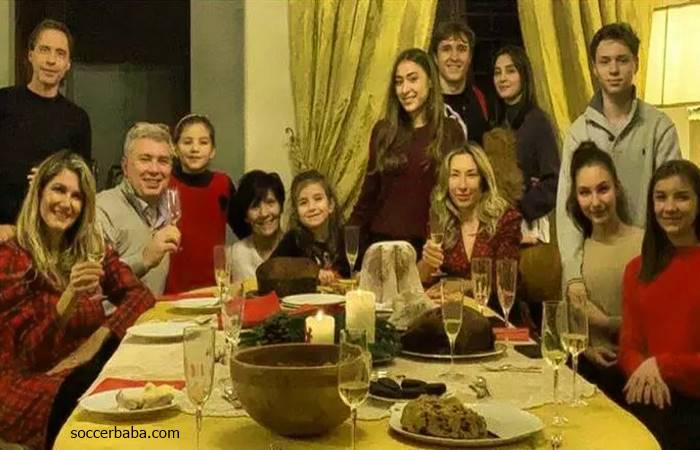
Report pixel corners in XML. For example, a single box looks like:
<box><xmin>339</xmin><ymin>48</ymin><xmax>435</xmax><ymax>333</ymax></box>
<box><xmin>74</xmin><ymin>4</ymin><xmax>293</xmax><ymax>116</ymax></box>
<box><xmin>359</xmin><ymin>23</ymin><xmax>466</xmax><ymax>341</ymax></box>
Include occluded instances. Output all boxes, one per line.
<box><xmin>281</xmin><ymin>293</ymin><xmax>346</xmax><ymax>307</ymax></box>
<box><xmin>79</xmin><ymin>387</ymin><xmax>182</xmax><ymax>417</ymax></box>
<box><xmin>389</xmin><ymin>401</ymin><xmax>543</xmax><ymax>447</ymax></box>
<box><xmin>126</xmin><ymin>321</ymin><xmax>199</xmax><ymax>340</ymax></box>
<box><xmin>171</xmin><ymin>297</ymin><xmax>220</xmax><ymax>311</ymax></box>
<box><xmin>401</xmin><ymin>342</ymin><xmax>507</xmax><ymax>360</ymax></box>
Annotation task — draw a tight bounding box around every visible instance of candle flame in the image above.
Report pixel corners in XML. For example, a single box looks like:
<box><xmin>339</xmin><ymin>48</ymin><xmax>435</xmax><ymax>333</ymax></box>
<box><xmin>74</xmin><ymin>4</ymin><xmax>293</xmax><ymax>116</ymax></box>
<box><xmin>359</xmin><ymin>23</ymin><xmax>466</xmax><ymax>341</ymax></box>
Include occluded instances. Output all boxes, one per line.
<box><xmin>315</xmin><ymin>309</ymin><xmax>325</xmax><ymax>321</ymax></box>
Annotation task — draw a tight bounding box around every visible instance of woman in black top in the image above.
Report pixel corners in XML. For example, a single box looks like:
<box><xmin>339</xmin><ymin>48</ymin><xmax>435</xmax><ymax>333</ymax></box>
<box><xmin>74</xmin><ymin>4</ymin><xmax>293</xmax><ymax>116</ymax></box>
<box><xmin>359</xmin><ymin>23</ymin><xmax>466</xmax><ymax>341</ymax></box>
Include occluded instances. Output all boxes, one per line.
<box><xmin>492</xmin><ymin>45</ymin><xmax>560</xmax><ymax>244</ymax></box>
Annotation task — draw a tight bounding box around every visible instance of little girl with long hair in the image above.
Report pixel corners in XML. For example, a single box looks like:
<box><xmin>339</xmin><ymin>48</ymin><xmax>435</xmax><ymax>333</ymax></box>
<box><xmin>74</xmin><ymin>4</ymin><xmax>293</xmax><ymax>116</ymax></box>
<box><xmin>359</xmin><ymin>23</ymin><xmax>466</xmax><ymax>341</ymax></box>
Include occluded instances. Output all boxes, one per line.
<box><xmin>272</xmin><ymin>170</ymin><xmax>349</xmax><ymax>285</ymax></box>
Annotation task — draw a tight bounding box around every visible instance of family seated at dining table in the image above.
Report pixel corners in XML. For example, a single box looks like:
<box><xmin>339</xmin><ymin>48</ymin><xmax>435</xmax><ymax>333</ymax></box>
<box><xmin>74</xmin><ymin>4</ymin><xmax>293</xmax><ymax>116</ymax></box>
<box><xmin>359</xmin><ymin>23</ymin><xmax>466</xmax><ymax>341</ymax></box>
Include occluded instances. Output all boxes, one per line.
<box><xmin>1</xmin><ymin>17</ymin><xmax>699</xmax><ymax>450</ymax></box>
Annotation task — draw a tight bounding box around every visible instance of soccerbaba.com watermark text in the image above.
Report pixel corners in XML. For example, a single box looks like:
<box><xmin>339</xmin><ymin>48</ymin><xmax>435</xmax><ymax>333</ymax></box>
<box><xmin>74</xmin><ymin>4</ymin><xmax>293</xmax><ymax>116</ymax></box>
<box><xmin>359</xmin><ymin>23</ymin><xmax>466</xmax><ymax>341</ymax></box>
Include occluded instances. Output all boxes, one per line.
<box><xmin>69</xmin><ymin>425</ymin><xmax>180</xmax><ymax>440</ymax></box>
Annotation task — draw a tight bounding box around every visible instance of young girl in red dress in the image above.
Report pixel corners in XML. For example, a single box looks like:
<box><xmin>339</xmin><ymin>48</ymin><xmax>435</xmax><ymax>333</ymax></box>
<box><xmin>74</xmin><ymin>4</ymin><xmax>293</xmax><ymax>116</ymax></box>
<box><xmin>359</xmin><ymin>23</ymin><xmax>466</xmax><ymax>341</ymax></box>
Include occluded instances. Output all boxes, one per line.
<box><xmin>164</xmin><ymin>114</ymin><xmax>237</xmax><ymax>294</ymax></box>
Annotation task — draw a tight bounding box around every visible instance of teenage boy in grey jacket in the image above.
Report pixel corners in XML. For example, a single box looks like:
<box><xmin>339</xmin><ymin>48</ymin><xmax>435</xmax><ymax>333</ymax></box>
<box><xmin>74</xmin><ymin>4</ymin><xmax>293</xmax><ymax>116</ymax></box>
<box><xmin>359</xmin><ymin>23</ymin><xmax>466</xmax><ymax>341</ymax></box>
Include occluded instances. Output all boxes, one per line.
<box><xmin>556</xmin><ymin>23</ymin><xmax>681</xmax><ymax>302</ymax></box>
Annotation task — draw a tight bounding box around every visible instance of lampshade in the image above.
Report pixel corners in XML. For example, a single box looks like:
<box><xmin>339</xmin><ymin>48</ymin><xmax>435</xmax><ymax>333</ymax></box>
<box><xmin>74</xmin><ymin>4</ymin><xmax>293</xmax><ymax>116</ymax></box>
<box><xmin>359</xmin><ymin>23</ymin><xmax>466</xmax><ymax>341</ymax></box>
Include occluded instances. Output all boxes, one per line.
<box><xmin>645</xmin><ymin>1</ymin><xmax>700</xmax><ymax>107</ymax></box>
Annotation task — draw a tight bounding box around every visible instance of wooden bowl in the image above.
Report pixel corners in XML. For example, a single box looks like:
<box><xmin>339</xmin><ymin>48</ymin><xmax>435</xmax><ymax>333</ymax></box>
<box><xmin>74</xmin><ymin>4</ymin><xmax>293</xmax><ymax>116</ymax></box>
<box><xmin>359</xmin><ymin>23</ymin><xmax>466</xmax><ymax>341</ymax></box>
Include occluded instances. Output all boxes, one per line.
<box><xmin>230</xmin><ymin>344</ymin><xmax>352</xmax><ymax>437</ymax></box>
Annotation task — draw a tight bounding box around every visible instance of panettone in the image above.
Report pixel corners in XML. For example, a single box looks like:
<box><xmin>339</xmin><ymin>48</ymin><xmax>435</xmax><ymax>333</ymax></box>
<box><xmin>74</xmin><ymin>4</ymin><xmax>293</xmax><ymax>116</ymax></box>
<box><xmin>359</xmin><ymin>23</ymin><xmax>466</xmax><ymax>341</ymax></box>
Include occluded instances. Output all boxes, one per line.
<box><xmin>256</xmin><ymin>257</ymin><xmax>319</xmax><ymax>298</ymax></box>
<box><xmin>401</xmin><ymin>306</ymin><xmax>495</xmax><ymax>355</ymax></box>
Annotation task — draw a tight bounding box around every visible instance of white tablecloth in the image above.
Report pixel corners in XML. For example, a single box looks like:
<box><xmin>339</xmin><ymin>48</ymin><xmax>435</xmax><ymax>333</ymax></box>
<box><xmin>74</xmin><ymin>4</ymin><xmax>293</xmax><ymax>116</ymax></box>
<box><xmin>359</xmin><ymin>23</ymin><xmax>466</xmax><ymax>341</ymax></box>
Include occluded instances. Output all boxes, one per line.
<box><xmin>86</xmin><ymin>320</ymin><xmax>595</xmax><ymax>421</ymax></box>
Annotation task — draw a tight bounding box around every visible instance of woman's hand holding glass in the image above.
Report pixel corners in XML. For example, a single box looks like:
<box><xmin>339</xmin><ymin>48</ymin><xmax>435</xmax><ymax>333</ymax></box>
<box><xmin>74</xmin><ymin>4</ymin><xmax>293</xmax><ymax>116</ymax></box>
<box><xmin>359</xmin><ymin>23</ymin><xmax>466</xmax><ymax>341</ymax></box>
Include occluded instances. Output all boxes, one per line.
<box><xmin>421</xmin><ymin>239</ymin><xmax>445</xmax><ymax>273</ymax></box>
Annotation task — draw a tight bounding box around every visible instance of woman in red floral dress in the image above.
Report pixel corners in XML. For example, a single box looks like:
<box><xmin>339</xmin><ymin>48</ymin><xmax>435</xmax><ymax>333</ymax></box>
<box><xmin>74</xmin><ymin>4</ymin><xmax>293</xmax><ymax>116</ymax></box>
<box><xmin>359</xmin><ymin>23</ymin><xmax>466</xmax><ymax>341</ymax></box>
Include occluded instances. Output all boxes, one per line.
<box><xmin>0</xmin><ymin>151</ymin><xmax>155</xmax><ymax>449</ymax></box>
<box><xmin>417</xmin><ymin>143</ymin><xmax>521</xmax><ymax>316</ymax></box>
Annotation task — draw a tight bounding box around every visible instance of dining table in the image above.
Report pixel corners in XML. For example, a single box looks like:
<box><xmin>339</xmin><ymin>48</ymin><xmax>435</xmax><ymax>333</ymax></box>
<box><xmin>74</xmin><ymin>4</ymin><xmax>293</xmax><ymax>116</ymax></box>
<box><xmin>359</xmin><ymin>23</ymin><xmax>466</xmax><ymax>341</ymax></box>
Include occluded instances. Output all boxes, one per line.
<box><xmin>54</xmin><ymin>294</ymin><xmax>660</xmax><ymax>450</ymax></box>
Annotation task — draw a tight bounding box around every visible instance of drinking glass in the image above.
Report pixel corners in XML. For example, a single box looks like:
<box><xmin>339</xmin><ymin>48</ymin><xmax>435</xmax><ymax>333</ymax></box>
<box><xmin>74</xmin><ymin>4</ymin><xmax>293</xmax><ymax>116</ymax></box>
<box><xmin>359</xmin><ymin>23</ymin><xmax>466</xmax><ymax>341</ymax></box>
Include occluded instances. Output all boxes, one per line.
<box><xmin>470</xmin><ymin>257</ymin><xmax>492</xmax><ymax>314</ymax></box>
<box><xmin>213</xmin><ymin>245</ymin><xmax>230</xmax><ymax>300</ymax></box>
<box><xmin>561</xmin><ymin>294</ymin><xmax>589</xmax><ymax>407</ymax></box>
<box><xmin>496</xmin><ymin>258</ymin><xmax>518</xmax><ymax>328</ymax></box>
<box><xmin>344</xmin><ymin>225</ymin><xmax>360</xmax><ymax>279</ymax></box>
<box><xmin>166</xmin><ymin>188</ymin><xmax>182</xmax><ymax>226</ymax></box>
<box><xmin>439</xmin><ymin>277</ymin><xmax>465</xmax><ymax>380</ymax></box>
<box><xmin>429</xmin><ymin>210</ymin><xmax>446</xmax><ymax>277</ymax></box>
<box><xmin>87</xmin><ymin>222</ymin><xmax>106</xmax><ymax>298</ymax></box>
<box><xmin>541</xmin><ymin>301</ymin><xmax>568</xmax><ymax>426</ymax></box>
<box><xmin>183</xmin><ymin>326</ymin><xmax>216</xmax><ymax>450</ymax></box>
<box><xmin>221</xmin><ymin>287</ymin><xmax>245</xmax><ymax>395</ymax></box>
<box><xmin>338</xmin><ymin>329</ymin><xmax>370</xmax><ymax>450</ymax></box>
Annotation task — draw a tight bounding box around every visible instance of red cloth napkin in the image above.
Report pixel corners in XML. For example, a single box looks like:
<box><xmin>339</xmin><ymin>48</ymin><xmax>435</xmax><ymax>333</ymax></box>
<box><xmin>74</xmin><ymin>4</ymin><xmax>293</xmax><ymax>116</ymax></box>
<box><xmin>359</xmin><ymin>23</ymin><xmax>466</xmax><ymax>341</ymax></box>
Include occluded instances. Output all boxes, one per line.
<box><xmin>241</xmin><ymin>292</ymin><xmax>281</xmax><ymax>327</ymax></box>
<box><xmin>493</xmin><ymin>327</ymin><xmax>531</xmax><ymax>342</ymax></box>
<box><xmin>89</xmin><ymin>377</ymin><xmax>185</xmax><ymax>395</ymax></box>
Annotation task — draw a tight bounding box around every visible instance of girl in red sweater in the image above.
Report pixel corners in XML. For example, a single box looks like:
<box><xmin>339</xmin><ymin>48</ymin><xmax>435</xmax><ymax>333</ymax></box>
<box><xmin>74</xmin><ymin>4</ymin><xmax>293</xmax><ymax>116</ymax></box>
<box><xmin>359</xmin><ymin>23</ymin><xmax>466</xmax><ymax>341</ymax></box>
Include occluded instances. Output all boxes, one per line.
<box><xmin>619</xmin><ymin>160</ymin><xmax>700</xmax><ymax>449</ymax></box>
<box><xmin>164</xmin><ymin>114</ymin><xmax>236</xmax><ymax>294</ymax></box>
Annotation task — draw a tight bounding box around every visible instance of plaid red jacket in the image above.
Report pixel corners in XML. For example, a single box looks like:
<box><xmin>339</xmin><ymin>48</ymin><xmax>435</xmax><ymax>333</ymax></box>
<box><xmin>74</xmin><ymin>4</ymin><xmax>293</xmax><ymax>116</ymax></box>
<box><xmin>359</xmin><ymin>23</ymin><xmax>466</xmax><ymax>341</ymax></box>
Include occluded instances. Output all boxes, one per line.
<box><xmin>0</xmin><ymin>240</ymin><xmax>154</xmax><ymax>449</ymax></box>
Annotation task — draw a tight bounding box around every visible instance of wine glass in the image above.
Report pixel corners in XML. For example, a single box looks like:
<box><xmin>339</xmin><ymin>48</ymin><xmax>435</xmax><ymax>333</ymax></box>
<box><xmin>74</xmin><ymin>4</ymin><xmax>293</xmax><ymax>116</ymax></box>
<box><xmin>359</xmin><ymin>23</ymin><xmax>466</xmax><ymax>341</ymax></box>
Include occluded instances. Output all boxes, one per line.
<box><xmin>221</xmin><ymin>286</ymin><xmax>245</xmax><ymax>396</ymax></box>
<box><xmin>428</xmin><ymin>209</ymin><xmax>446</xmax><ymax>277</ymax></box>
<box><xmin>541</xmin><ymin>301</ymin><xmax>568</xmax><ymax>426</ymax></box>
<box><xmin>87</xmin><ymin>222</ymin><xmax>106</xmax><ymax>299</ymax></box>
<box><xmin>338</xmin><ymin>329</ymin><xmax>370</xmax><ymax>450</ymax></box>
<box><xmin>344</xmin><ymin>225</ymin><xmax>360</xmax><ymax>279</ymax></box>
<box><xmin>183</xmin><ymin>325</ymin><xmax>216</xmax><ymax>450</ymax></box>
<box><xmin>470</xmin><ymin>257</ymin><xmax>492</xmax><ymax>314</ymax></box>
<box><xmin>439</xmin><ymin>277</ymin><xmax>464</xmax><ymax>379</ymax></box>
<box><xmin>213</xmin><ymin>245</ymin><xmax>230</xmax><ymax>300</ymax></box>
<box><xmin>166</xmin><ymin>188</ymin><xmax>182</xmax><ymax>226</ymax></box>
<box><xmin>496</xmin><ymin>258</ymin><xmax>518</xmax><ymax>328</ymax></box>
<box><xmin>561</xmin><ymin>293</ymin><xmax>589</xmax><ymax>407</ymax></box>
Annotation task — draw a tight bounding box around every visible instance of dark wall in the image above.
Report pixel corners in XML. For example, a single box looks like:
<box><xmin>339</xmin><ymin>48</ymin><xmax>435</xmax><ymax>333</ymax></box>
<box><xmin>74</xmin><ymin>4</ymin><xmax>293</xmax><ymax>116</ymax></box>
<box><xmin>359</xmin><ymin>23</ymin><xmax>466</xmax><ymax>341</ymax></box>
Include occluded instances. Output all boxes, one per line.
<box><xmin>14</xmin><ymin>0</ymin><xmax>189</xmax><ymax>85</ymax></box>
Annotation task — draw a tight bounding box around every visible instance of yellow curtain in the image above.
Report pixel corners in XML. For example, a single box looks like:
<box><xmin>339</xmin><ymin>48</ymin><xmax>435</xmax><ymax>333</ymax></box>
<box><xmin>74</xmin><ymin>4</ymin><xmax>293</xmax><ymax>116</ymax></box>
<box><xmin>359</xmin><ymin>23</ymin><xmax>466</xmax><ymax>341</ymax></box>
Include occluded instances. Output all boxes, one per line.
<box><xmin>518</xmin><ymin>0</ymin><xmax>658</xmax><ymax>139</ymax></box>
<box><xmin>287</xmin><ymin>0</ymin><xmax>437</xmax><ymax>219</ymax></box>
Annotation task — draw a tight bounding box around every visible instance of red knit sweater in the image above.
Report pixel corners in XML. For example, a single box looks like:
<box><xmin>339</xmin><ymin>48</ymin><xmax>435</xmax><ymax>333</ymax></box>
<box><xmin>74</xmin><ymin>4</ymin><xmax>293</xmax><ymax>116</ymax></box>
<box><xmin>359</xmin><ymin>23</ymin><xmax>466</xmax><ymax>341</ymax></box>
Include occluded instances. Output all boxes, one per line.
<box><xmin>165</xmin><ymin>170</ymin><xmax>233</xmax><ymax>294</ymax></box>
<box><xmin>619</xmin><ymin>247</ymin><xmax>700</xmax><ymax>398</ymax></box>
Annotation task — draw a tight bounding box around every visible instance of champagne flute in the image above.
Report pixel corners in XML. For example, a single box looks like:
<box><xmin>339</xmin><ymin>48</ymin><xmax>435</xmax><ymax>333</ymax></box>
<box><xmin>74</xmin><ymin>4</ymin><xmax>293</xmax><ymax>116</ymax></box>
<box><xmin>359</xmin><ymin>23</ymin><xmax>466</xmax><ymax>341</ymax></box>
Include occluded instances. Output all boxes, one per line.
<box><xmin>221</xmin><ymin>286</ymin><xmax>245</xmax><ymax>396</ymax></box>
<box><xmin>183</xmin><ymin>326</ymin><xmax>216</xmax><ymax>450</ymax></box>
<box><xmin>213</xmin><ymin>245</ymin><xmax>230</xmax><ymax>300</ymax></box>
<box><xmin>470</xmin><ymin>257</ymin><xmax>492</xmax><ymax>314</ymax></box>
<box><xmin>541</xmin><ymin>301</ymin><xmax>568</xmax><ymax>426</ymax></box>
<box><xmin>496</xmin><ymin>258</ymin><xmax>518</xmax><ymax>329</ymax></box>
<box><xmin>561</xmin><ymin>294</ymin><xmax>589</xmax><ymax>407</ymax></box>
<box><xmin>439</xmin><ymin>277</ymin><xmax>464</xmax><ymax>379</ymax></box>
<box><xmin>344</xmin><ymin>225</ymin><xmax>360</xmax><ymax>280</ymax></box>
<box><xmin>87</xmin><ymin>222</ymin><xmax>107</xmax><ymax>299</ymax></box>
<box><xmin>166</xmin><ymin>187</ymin><xmax>182</xmax><ymax>226</ymax></box>
<box><xmin>338</xmin><ymin>329</ymin><xmax>370</xmax><ymax>450</ymax></box>
<box><xmin>429</xmin><ymin>209</ymin><xmax>446</xmax><ymax>277</ymax></box>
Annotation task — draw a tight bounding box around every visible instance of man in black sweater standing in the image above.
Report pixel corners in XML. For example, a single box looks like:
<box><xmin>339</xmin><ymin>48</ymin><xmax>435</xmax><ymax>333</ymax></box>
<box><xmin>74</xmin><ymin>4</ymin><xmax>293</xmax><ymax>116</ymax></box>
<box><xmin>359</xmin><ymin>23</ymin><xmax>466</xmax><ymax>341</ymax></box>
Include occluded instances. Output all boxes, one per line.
<box><xmin>430</xmin><ymin>20</ymin><xmax>490</xmax><ymax>144</ymax></box>
<box><xmin>0</xmin><ymin>19</ymin><xmax>91</xmax><ymax>224</ymax></box>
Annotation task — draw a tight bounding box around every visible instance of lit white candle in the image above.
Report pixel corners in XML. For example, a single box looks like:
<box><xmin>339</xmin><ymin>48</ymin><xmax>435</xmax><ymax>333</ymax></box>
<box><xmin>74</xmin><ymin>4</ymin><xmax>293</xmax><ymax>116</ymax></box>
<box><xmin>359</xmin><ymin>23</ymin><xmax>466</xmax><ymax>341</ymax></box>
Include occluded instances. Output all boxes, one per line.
<box><xmin>345</xmin><ymin>289</ymin><xmax>376</xmax><ymax>343</ymax></box>
<box><xmin>305</xmin><ymin>310</ymin><xmax>335</xmax><ymax>344</ymax></box>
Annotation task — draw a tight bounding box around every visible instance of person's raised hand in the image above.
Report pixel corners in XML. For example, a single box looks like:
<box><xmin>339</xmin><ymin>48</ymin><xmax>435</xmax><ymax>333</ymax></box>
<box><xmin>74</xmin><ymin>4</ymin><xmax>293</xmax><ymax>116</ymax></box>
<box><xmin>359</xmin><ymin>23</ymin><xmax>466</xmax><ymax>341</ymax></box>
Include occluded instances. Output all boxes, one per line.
<box><xmin>421</xmin><ymin>239</ymin><xmax>444</xmax><ymax>270</ymax></box>
<box><xmin>143</xmin><ymin>225</ymin><xmax>181</xmax><ymax>269</ymax></box>
<box><xmin>0</xmin><ymin>225</ymin><xmax>16</xmax><ymax>243</ymax></box>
